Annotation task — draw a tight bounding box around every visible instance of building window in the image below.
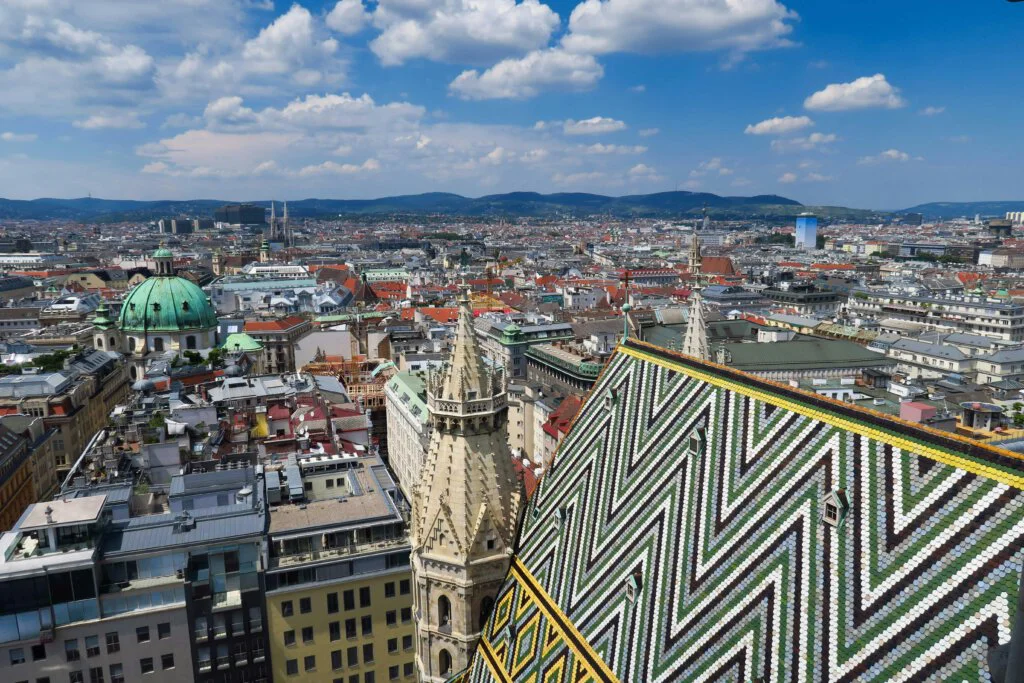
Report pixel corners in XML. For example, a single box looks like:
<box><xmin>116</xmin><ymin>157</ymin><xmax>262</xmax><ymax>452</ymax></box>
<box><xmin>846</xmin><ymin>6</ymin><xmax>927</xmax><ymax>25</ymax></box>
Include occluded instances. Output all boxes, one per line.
<box><xmin>286</xmin><ymin>659</ymin><xmax>298</xmax><ymax>676</ymax></box>
<box><xmin>300</xmin><ymin>597</ymin><xmax>312</xmax><ymax>614</ymax></box>
<box><xmin>304</xmin><ymin>655</ymin><xmax>316</xmax><ymax>672</ymax></box>
<box><xmin>343</xmin><ymin>590</ymin><xmax>355</xmax><ymax>610</ymax></box>
<box><xmin>32</xmin><ymin>644</ymin><xmax>46</xmax><ymax>661</ymax></box>
<box><xmin>329</xmin><ymin>621</ymin><xmax>341</xmax><ymax>642</ymax></box>
<box><xmin>152</xmin><ymin>338</ymin><xmax>164</xmax><ymax>352</ymax></box>
<box><xmin>402</xmin><ymin>635</ymin><xmax>412</xmax><ymax>651</ymax></box>
<box><xmin>302</xmin><ymin>627</ymin><xmax>314</xmax><ymax>645</ymax></box>
<box><xmin>88</xmin><ymin>668</ymin><xmax>103</xmax><ymax>683</ymax></box>
<box><xmin>362</xmin><ymin>643</ymin><xmax>373</xmax><ymax>663</ymax></box>
<box><xmin>186</xmin><ymin>336</ymin><xmax>197</xmax><ymax>350</ymax></box>
<box><xmin>387</xmin><ymin>638</ymin><xmax>398</xmax><ymax>654</ymax></box>
<box><xmin>438</xmin><ymin>595</ymin><xmax>452</xmax><ymax>628</ymax></box>
<box><xmin>160</xmin><ymin>654</ymin><xmax>173</xmax><ymax>671</ymax></box>
<box><xmin>359</xmin><ymin>587</ymin><xmax>371</xmax><ymax>608</ymax></box>
<box><xmin>439</xmin><ymin>649</ymin><xmax>453</xmax><ymax>676</ymax></box>
<box><xmin>345</xmin><ymin>619</ymin><xmax>356</xmax><ymax>639</ymax></box>
<box><xmin>139</xmin><ymin>658</ymin><xmax>153</xmax><ymax>675</ymax></box>
<box><xmin>347</xmin><ymin>647</ymin><xmax>358</xmax><ymax>666</ymax></box>
<box><xmin>283</xmin><ymin>630</ymin><xmax>296</xmax><ymax>647</ymax></box>
<box><xmin>389</xmin><ymin>665</ymin><xmax>400</xmax><ymax>681</ymax></box>
<box><xmin>365</xmin><ymin>673</ymin><xmax>375</xmax><ymax>683</ymax></box>
<box><xmin>70</xmin><ymin>672</ymin><xmax>84</xmax><ymax>683</ymax></box>
<box><xmin>327</xmin><ymin>592</ymin><xmax>339</xmax><ymax>614</ymax></box>
<box><xmin>361</xmin><ymin>615</ymin><xmax>372</xmax><ymax>636</ymax></box>
<box><xmin>384</xmin><ymin>582</ymin><xmax>395</xmax><ymax>598</ymax></box>
<box><xmin>10</xmin><ymin>648</ymin><xmax>25</xmax><ymax>665</ymax></box>
<box><xmin>83</xmin><ymin>637</ymin><xmax>99</xmax><ymax>659</ymax></box>
<box><xmin>281</xmin><ymin>600</ymin><xmax>294</xmax><ymax>617</ymax></box>
<box><xmin>109</xmin><ymin>664</ymin><xmax>123</xmax><ymax>683</ymax></box>
<box><xmin>480</xmin><ymin>596</ymin><xmax>494</xmax><ymax>630</ymax></box>
<box><xmin>65</xmin><ymin>640</ymin><xmax>81</xmax><ymax>662</ymax></box>
<box><xmin>399</xmin><ymin>579</ymin><xmax>410</xmax><ymax>595</ymax></box>
<box><xmin>331</xmin><ymin>650</ymin><xmax>343</xmax><ymax>670</ymax></box>
<box><xmin>386</xmin><ymin>610</ymin><xmax>397</xmax><ymax>626</ymax></box>
<box><xmin>400</xmin><ymin>607</ymin><xmax>411</xmax><ymax>623</ymax></box>
<box><xmin>403</xmin><ymin>662</ymin><xmax>414</xmax><ymax>677</ymax></box>
<box><xmin>136</xmin><ymin>627</ymin><xmax>149</xmax><ymax>644</ymax></box>
<box><xmin>156</xmin><ymin>623</ymin><xmax>170</xmax><ymax>640</ymax></box>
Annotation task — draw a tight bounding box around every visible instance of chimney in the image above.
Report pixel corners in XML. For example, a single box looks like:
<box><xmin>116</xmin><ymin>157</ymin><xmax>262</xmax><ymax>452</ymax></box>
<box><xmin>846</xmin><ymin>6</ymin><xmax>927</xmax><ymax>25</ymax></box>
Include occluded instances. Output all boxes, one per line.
<box><xmin>44</xmin><ymin>505</ymin><xmax>54</xmax><ymax>524</ymax></box>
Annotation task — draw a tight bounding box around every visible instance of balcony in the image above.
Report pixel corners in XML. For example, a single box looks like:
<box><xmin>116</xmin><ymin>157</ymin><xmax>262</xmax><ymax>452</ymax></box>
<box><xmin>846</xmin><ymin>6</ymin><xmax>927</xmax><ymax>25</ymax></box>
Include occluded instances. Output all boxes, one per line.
<box><xmin>217</xmin><ymin>655</ymin><xmax>230</xmax><ymax>670</ymax></box>
<box><xmin>269</xmin><ymin>534</ymin><xmax>409</xmax><ymax>569</ymax></box>
<box><xmin>194</xmin><ymin>628</ymin><xmax>208</xmax><ymax>642</ymax></box>
<box><xmin>198</xmin><ymin>659</ymin><xmax>212</xmax><ymax>673</ymax></box>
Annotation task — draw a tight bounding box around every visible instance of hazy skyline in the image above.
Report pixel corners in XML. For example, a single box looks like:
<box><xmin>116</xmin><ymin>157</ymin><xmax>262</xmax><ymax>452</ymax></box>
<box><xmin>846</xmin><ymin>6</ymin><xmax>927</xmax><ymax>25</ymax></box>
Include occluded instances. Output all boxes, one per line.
<box><xmin>0</xmin><ymin>0</ymin><xmax>1021</xmax><ymax>209</ymax></box>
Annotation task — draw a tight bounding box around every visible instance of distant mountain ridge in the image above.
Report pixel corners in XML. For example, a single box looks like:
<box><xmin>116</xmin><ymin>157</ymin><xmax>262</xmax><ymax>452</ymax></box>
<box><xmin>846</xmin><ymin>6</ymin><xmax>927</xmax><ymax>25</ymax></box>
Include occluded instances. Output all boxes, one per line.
<box><xmin>0</xmin><ymin>191</ymin><xmax>805</xmax><ymax>221</ymax></box>
<box><xmin>899</xmin><ymin>201</ymin><xmax>1024</xmax><ymax>220</ymax></box>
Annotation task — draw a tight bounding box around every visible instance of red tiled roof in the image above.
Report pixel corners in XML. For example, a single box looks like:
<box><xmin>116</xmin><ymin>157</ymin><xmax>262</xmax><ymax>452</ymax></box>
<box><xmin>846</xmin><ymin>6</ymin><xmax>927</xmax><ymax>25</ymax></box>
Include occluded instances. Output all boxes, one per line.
<box><xmin>245</xmin><ymin>315</ymin><xmax>307</xmax><ymax>332</ymax></box>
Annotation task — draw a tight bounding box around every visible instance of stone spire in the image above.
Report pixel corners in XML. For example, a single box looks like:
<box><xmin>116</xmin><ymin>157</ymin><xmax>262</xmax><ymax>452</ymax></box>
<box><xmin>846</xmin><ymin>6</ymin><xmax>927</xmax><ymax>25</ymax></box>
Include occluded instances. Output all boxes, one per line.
<box><xmin>682</xmin><ymin>216</ymin><xmax>710</xmax><ymax>361</ymax></box>
<box><xmin>411</xmin><ymin>290</ymin><xmax>522</xmax><ymax>681</ymax></box>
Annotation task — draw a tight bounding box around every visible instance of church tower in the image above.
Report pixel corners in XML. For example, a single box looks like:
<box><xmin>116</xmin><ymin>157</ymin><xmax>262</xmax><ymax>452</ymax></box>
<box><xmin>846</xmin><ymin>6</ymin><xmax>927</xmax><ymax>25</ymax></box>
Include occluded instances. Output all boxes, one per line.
<box><xmin>411</xmin><ymin>292</ymin><xmax>522</xmax><ymax>682</ymax></box>
<box><xmin>682</xmin><ymin>207</ymin><xmax>710</xmax><ymax>360</ymax></box>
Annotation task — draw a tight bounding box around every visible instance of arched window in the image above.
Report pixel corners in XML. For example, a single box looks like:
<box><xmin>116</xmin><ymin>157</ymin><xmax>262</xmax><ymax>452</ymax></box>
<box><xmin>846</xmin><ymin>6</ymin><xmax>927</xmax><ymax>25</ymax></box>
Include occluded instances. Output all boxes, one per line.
<box><xmin>439</xmin><ymin>649</ymin><xmax>453</xmax><ymax>676</ymax></box>
<box><xmin>128</xmin><ymin>337</ymin><xmax>136</xmax><ymax>352</ymax></box>
<box><xmin>479</xmin><ymin>596</ymin><xmax>494</xmax><ymax>631</ymax></box>
<box><xmin>186</xmin><ymin>336</ymin><xmax>197</xmax><ymax>350</ymax></box>
<box><xmin>108</xmin><ymin>337</ymin><xmax>117</xmax><ymax>349</ymax></box>
<box><xmin>129</xmin><ymin>366</ymin><xmax>137</xmax><ymax>381</ymax></box>
<box><xmin>152</xmin><ymin>337</ymin><xmax>164</xmax><ymax>352</ymax></box>
<box><xmin>96</xmin><ymin>337</ymin><xmax>104</xmax><ymax>349</ymax></box>
<box><xmin>438</xmin><ymin>595</ymin><xmax>452</xmax><ymax>628</ymax></box>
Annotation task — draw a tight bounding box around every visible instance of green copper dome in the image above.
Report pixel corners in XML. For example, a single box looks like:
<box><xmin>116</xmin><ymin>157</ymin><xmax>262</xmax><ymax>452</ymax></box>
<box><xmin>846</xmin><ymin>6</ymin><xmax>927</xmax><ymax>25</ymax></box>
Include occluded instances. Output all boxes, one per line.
<box><xmin>152</xmin><ymin>246</ymin><xmax>174</xmax><ymax>259</ymax></box>
<box><xmin>222</xmin><ymin>332</ymin><xmax>263</xmax><ymax>352</ymax></box>
<box><xmin>117</xmin><ymin>276</ymin><xmax>218</xmax><ymax>332</ymax></box>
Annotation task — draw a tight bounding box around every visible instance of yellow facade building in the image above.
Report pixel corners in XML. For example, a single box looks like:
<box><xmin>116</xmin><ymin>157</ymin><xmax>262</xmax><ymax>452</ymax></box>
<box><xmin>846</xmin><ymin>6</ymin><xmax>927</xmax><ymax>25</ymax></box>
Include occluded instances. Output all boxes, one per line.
<box><xmin>265</xmin><ymin>453</ymin><xmax>417</xmax><ymax>683</ymax></box>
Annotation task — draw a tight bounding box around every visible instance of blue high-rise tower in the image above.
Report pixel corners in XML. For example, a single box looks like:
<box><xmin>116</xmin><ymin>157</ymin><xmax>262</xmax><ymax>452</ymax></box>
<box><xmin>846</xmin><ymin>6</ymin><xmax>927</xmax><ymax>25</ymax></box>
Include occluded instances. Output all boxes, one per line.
<box><xmin>795</xmin><ymin>213</ymin><xmax>818</xmax><ymax>250</ymax></box>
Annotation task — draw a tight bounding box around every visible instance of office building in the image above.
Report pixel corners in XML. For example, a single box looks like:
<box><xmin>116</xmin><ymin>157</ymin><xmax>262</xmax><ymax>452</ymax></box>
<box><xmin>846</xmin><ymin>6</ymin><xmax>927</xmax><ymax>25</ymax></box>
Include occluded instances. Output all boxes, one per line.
<box><xmin>795</xmin><ymin>213</ymin><xmax>818</xmax><ymax>250</ymax></box>
<box><xmin>265</xmin><ymin>453</ymin><xmax>415</xmax><ymax>683</ymax></box>
<box><xmin>215</xmin><ymin>205</ymin><xmax>266</xmax><ymax>226</ymax></box>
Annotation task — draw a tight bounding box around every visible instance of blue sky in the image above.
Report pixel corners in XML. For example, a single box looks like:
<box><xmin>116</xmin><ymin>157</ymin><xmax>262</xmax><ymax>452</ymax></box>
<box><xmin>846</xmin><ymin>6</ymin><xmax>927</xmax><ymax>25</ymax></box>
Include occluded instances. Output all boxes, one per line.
<box><xmin>0</xmin><ymin>0</ymin><xmax>1020</xmax><ymax>209</ymax></box>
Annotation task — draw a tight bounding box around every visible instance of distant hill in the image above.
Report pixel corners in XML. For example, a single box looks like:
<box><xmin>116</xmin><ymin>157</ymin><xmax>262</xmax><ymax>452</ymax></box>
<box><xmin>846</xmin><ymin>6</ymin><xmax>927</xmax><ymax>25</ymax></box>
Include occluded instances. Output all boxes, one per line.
<box><xmin>0</xmin><ymin>191</ymin><xmax>807</xmax><ymax>221</ymax></box>
<box><xmin>900</xmin><ymin>201</ymin><xmax>1024</xmax><ymax>220</ymax></box>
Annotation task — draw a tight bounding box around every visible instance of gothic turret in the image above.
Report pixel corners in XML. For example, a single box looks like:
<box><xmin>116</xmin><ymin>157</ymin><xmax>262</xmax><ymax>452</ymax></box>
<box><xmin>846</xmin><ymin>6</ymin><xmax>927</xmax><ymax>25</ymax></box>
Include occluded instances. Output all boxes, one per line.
<box><xmin>411</xmin><ymin>291</ymin><xmax>522</xmax><ymax>682</ymax></box>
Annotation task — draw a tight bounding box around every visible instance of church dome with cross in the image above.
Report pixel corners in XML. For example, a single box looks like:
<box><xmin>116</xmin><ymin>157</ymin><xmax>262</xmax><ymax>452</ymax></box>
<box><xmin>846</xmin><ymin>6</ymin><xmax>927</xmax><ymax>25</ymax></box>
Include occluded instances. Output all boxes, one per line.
<box><xmin>94</xmin><ymin>246</ymin><xmax>219</xmax><ymax>379</ymax></box>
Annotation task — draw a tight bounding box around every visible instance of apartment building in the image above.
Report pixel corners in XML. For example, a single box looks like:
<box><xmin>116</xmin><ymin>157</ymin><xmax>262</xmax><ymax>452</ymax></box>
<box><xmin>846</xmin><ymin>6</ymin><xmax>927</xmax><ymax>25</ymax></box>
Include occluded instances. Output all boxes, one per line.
<box><xmin>383</xmin><ymin>372</ymin><xmax>428</xmax><ymax>501</ymax></box>
<box><xmin>244</xmin><ymin>317</ymin><xmax>313</xmax><ymax>374</ymax></box>
<box><xmin>847</xmin><ymin>291</ymin><xmax>1024</xmax><ymax>342</ymax></box>
<box><xmin>264</xmin><ymin>454</ymin><xmax>415</xmax><ymax>683</ymax></box>
<box><xmin>474</xmin><ymin>317</ymin><xmax>574</xmax><ymax>379</ymax></box>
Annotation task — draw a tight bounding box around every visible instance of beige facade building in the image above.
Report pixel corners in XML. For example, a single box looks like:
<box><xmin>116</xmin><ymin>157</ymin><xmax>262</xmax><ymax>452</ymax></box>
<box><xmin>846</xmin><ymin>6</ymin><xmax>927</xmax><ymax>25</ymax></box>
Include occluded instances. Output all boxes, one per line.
<box><xmin>410</xmin><ymin>295</ymin><xmax>522</xmax><ymax>681</ymax></box>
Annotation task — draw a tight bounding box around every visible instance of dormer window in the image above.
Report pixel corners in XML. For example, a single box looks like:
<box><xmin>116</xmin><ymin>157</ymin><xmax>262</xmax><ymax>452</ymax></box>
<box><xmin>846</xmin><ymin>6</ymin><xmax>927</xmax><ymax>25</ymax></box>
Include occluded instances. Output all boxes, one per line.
<box><xmin>152</xmin><ymin>302</ymin><xmax>161</xmax><ymax>312</ymax></box>
<box><xmin>604</xmin><ymin>388</ymin><xmax>618</xmax><ymax>411</ymax></box>
<box><xmin>624</xmin><ymin>572</ymin><xmax>643</xmax><ymax>604</ymax></box>
<box><xmin>556</xmin><ymin>506</ymin><xmax>568</xmax><ymax>528</ymax></box>
<box><xmin>689</xmin><ymin>427</ymin><xmax>706</xmax><ymax>457</ymax></box>
<box><xmin>182</xmin><ymin>301</ymin><xmax>190</xmax><ymax>311</ymax></box>
<box><xmin>821</xmin><ymin>488</ymin><xmax>850</xmax><ymax>528</ymax></box>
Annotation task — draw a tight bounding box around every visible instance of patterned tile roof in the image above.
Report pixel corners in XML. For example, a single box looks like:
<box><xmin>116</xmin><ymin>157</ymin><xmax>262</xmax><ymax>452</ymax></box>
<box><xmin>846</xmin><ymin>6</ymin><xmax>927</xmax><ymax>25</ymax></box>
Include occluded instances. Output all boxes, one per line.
<box><xmin>453</xmin><ymin>338</ymin><xmax>1024</xmax><ymax>682</ymax></box>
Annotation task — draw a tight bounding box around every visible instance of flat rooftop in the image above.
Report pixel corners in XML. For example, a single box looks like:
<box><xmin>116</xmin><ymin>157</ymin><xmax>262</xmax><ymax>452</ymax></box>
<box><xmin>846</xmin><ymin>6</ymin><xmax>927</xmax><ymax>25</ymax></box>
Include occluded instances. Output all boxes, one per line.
<box><xmin>269</xmin><ymin>467</ymin><xmax>399</xmax><ymax>535</ymax></box>
<box><xmin>20</xmin><ymin>495</ymin><xmax>106</xmax><ymax>531</ymax></box>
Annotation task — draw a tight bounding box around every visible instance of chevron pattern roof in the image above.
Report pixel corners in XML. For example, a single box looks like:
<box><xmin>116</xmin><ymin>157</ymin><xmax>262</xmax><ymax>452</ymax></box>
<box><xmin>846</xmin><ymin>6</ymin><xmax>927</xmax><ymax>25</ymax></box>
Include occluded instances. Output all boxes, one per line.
<box><xmin>450</xmin><ymin>339</ymin><xmax>1024</xmax><ymax>682</ymax></box>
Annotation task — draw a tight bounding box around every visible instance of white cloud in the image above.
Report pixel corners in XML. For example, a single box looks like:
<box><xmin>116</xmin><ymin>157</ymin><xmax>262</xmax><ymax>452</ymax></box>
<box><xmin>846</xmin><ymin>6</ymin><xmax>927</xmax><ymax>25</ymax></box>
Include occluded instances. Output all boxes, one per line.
<box><xmin>745</xmin><ymin>115</ymin><xmax>813</xmax><ymax>136</ymax></box>
<box><xmin>0</xmin><ymin>132</ymin><xmax>37</xmax><ymax>142</ymax></box>
<box><xmin>858</xmin><ymin>148</ymin><xmax>912</xmax><ymax>164</ymax></box>
<box><xmin>370</xmin><ymin>0</ymin><xmax>560</xmax><ymax>66</ymax></box>
<box><xmin>520</xmin><ymin>148</ymin><xmax>549</xmax><ymax>163</ymax></box>
<box><xmin>73</xmin><ymin>113</ymin><xmax>145</xmax><ymax>129</ymax></box>
<box><xmin>805</xmin><ymin>172</ymin><xmax>832</xmax><ymax>182</ymax></box>
<box><xmin>481</xmin><ymin>146</ymin><xmax>509</xmax><ymax>165</ymax></box>
<box><xmin>242</xmin><ymin>5</ymin><xmax>339</xmax><ymax>77</ymax></box>
<box><xmin>326</xmin><ymin>0</ymin><xmax>371</xmax><ymax>35</ymax></box>
<box><xmin>629</xmin><ymin>84</ymin><xmax>646</xmax><ymax>93</ymax></box>
<box><xmin>770</xmin><ymin>132</ymin><xmax>837</xmax><ymax>153</ymax></box>
<box><xmin>141</xmin><ymin>161</ymin><xmax>169</xmax><ymax>174</ymax></box>
<box><xmin>563</xmin><ymin>116</ymin><xmax>626</xmax><ymax>135</ymax></box>
<box><xmin>552</xmin><ymin>171</ymin><xmax>607</xmax><ymax>185</ymax></box>
<box><xmin>561</xmin><ymin>0</ymin><xmax>797</xmax><ymax>59</ymax></box>
<box><xmin>638</xmin><ymin>128</ymin><xmax>660</xmax><ymax>137</ymax></box>
<box><xmin>920</xmin><ymin>105</ymin><xmax>945</xmax><ymax>116</ymax></box>
<box><xmin>449</xmin><ymin>48</ymin><xmax>603</xmax><ymax>100</ymax></box>
<box><xmin>298</xmin><ymin>158</ymin><xmax>381</xmax><ymax>176</ymax></box>
<box><xmin>582</xmin><ymin>143</ymin><xmax>647</xmax><ymax>154</ymax></box>
<box><xmin>778</xmin><ymin>172</ymin><xmax>797</xmax><ymax>183</ymax></box>
<box><xmin>628</xmin><ymin>163</ymin><xmax>659</xmax><ymax>178</ymax></box>
<box><xmin>690</xmin><ymin>157</ymin><xmax>734</xmax><ymax>177</ymax></box>
<box><xmin>804</xmin><ymin>74</ymin><xmax>906</xmax><ymax>111</ymax></box>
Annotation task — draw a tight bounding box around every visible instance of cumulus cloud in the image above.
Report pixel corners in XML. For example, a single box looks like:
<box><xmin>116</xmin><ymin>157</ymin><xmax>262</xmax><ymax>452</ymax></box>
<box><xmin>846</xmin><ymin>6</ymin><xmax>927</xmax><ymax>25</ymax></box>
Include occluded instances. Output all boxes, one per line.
<box><xmin>920</xmin><ymin>105</ymin><xmax>945</xmax><ymax>116</ymax></box>
<box><xmin>770</xmin><ymin>132</ymin><xmax>837</xmax><ymax>153</ymax></box>
<box><xmin>449</xmin><ymin>48</ymin><xmax>603</xmax><ymax>100</ymax></box>
<box><xmin>561</xmin><ymin>0</ymin><xmax>798</xmax><ymax>58</ymax></box>
<box><xmin>804</xmin><ymin>74</ymin><xmax>906</xmax><ymax>111</ymax></box>
<box><xmin>805</xmin><ymin>172</ymin><xmax>833</xmax><ymax>182</ymax></box>
<box><xmin>744</xmin><ymin>115</ymin><xmax>814</xmax><ymax>136</ymax></box>
<box><xmin>552</xmin><ymin>171</ymin><xmax>607</xmax><ymax>186</ymax></box>
<box><xmin>563</xmin><ymin>116</ymin><xmax>627</xmax><ymax>135</ymax></box>
<box><xmin>73</xmin><ymin>113</ymin><xmax>145</xmax><ymax>129</ymax></box>
<box><xmin>370</xmin><ymin>0</ymin><xmax>560</xmax><ymax>66</ymax></box>
<box><xmin>858</xmin><ymin>148</ymin><xmax>912</xmax><ymax>164</ymax></box>
<box><xmin>298</xmin><ymin>158</ymin><xmax>381</xmax><ymax>176</ymax></box>
<box><xmin>582</xmin><ymin>143</ymin><xmax>647</xmax><ymax>154</ymax></box>
<box><xmin>628</xmin><ymin>163</ymin><xmax>660</xmax><ymax>179</ymax></box>
<box><xmin>690</xmin><ymin>157</ymin><xmax>734</xmax><ymax>177</ymax></box>
<box><xmin>326</xmin><ymin>0</ymin><xmax>371</xmax><ymax>35</ymax></box>
<box><xmin>1</xmin><ymin>132</ymin><xmax>37</xmax><ymax>142</ymax></box>
<box><xmin>778</xmin><ymin>172</ymin><xmax>797</xmax><ymax>183</ymax></box>
<box><xmin>242</xmin><ymin>5</ymin><xmax>339</xmax><ymax>77</ymax></box>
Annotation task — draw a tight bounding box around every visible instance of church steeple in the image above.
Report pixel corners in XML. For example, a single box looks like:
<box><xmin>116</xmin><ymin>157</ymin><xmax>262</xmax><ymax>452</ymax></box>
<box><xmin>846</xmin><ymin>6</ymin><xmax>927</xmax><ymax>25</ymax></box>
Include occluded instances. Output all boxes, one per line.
<box><xmin>682</xmin><ymin>213</ymin><xmax>710</xmax><ymax>360</ymax></box>
<box><xmin>411</xmin><ymin>290</ymin><xmax>522</xmax><ymax>681</ymax></box>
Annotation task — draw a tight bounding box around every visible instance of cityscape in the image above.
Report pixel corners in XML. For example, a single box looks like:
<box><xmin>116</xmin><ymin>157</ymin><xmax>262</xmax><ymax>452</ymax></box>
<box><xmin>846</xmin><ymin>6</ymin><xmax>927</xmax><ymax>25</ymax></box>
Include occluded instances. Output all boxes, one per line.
<box><xmin>1</xmin><ymin>2</ymin><xmax>1023</xmax><ymax>683</ymax></box>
